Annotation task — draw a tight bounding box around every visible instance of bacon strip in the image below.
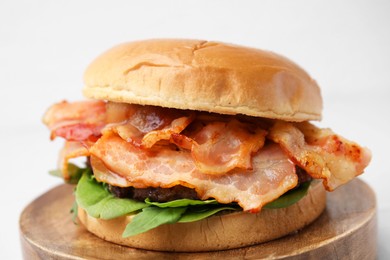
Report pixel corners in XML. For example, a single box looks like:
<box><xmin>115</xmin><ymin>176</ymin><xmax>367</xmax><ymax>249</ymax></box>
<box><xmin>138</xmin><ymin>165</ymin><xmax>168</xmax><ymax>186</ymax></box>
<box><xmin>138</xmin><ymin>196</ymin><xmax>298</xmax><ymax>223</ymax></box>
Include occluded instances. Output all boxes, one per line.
<box><xmin>268</xmin><ymin>121</ymin><xmax>371</xmax><ymax>190</ymax></box>
<box><xmin>89</xmin><ymin>132</ymin><xmax>297</xmax><ymax>212</ymax></box>
<box><xmin>173</xmin><ymin>120</ymin><xmax>267</xmax><ymax>175</ymax></box>
<box><xmin>45</xmin><ymin>101</ymin><xmax>371</xmax><ymax>197</ymax></box>
<box><xmin>105</xmin><ymin>103</ymin><xmax>194</xmax><ymax>148</ymax></box>
<box><xmin>142</xmin><ymin>115</ymin><xmax>194</xmax><ymax>148</ymax></box>
<box><xmin>58</xmin><ymin>141</ymin><xmax>90</xmax><ymax>180</ymax></box>
<box><xmin>43</xmin><ymin>100</ymin><xmax>106</xmax><ymax>141</ymax></box>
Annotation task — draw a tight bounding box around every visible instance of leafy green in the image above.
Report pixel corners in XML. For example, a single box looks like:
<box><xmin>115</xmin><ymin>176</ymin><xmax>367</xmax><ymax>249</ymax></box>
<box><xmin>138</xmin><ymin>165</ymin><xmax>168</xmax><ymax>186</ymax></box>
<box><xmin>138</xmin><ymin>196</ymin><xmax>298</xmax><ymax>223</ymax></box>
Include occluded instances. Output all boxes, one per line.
<box><xmin>123</xmin><ymin>207</ymin><xmax>186</xmax><ymax>237</ymax></box>
<box><xmin>264</xmin><ymin>181</ymin><xmax>311</xmax><ymax>209</ymax></box>
<box><xmin>178</xmin><ymin>206</ymin><xmax>237</xmax><ymax>223</ymax></box>
<box><xmin>49</xmin><ymin>163</ymin><xmax>84</xmax><ymax>184</ymax></box>
<box><xmin>75</xmin><ymin>172</ymin><xmax>148</xmax><ymax>219</ymax></box>
<box><xmin>145</xmin><ymin>198</ymin><xmax>218</xmax><ymax>208</ymax></box>
<box><xmin>73</xmin><ymin>166</ymin><xmax>312</xmax><ymax>237</ymax></box>
<box><xmin>122</xmin><ymin>203</ymin><xmax>238</xmax><ymax>236</ymax></box>
<box><xmin>49</xmin><ymin>169</ymin><xmax>62</xmax><ymax>178</ymax></box>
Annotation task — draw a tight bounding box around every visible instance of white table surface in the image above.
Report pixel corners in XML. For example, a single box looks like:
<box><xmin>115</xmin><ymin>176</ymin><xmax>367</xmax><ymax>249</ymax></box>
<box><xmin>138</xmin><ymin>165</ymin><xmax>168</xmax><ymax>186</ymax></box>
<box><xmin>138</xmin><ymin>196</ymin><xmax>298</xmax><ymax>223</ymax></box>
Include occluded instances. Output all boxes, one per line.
<box><xmin>1</xmin><ymin>0</ymin><xmax>389</xmax><ymax>258</ymax></box>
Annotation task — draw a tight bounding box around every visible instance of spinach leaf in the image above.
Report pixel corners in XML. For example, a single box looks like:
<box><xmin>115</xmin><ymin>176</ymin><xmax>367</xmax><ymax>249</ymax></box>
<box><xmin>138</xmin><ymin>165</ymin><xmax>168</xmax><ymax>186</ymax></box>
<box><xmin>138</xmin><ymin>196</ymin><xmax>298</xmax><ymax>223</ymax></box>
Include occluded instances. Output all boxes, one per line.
<box><xmin>73</xmin><ymin>167</ymin><xmax>313</xmax><ymax>237</ymax></box>
<box><xmin>75</xmin><ymin>172</ymin><xmax>148</xmax><ymax>219</ymax></box>
<box><xmin>123</xmin><ymin>207</ymin><xmax>186</xmax><ymax>237</ymax></box>
<box><xmin>145</xmin><ymin>198</ymin><xmax>218</xmax><ymax>208</ymax></box>
<box><xmin>178</xmin><ymin>206</ymin><xmax>237</xmax><ymax>223</ymax></box>
<box><xmin>49</xmin><ymin>163</ymin><xmax>84</xmax><ymax>184</ymax></box>
<box><xmin>264</xmin><ymin>181</ymin><xmax>311</xmax><ymax>209</ymax></box>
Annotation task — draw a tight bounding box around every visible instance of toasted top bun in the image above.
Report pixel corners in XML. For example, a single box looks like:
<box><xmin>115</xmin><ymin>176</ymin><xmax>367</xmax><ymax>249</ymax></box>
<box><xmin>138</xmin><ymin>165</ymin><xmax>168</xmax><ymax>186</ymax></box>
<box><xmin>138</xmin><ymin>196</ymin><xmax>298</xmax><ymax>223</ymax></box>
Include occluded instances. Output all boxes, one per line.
<box><xmin>83</xmin><ymin>39</ymin><xmax>322</xmax><ymax>121</ymax></box>
<box><xmin>78</xmin><ymin>181</ymin><xmax>326</xmax><ymax>252</ymax></box>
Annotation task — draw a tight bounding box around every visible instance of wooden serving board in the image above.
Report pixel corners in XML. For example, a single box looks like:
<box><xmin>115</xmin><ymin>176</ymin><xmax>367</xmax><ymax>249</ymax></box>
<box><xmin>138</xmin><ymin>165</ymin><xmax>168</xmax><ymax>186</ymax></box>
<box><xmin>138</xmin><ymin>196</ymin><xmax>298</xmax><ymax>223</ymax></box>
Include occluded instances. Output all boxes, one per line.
<box><xmin>20</xmin><ymin>179</ymin><xmax>377</xmax><ymax>259</ymax></box>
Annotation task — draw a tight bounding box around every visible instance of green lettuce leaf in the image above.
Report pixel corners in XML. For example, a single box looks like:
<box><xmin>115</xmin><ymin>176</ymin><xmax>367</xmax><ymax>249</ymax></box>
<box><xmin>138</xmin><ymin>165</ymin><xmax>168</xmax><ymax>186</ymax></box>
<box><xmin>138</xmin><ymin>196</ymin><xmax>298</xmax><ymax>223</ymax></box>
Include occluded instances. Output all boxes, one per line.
<box><xmin>75</xmin><ymin>172</ymin><xmax>148</xmax><ymax>219</ymax></box>
<box><xmin>145</xmin><ymin>198</ymin><xmax>218</xmax><ymax>208</ymax></box>
<box><xmin>264</xmin><ymin>181</ymin><xmax>311</xmax><ymax>209</ymax></box>
<box><xmin>123</xmin><ymin>207</ymin><xmax>186</xmax><ymax>237</ymax></box>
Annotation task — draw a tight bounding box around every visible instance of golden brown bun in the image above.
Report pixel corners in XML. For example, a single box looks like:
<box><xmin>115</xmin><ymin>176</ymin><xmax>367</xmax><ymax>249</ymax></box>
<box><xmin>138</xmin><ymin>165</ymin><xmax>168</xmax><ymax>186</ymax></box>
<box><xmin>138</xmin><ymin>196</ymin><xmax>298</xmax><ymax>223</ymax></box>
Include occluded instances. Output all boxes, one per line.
<box><xmin>83</xmin><ymin>39</ymin><xmax>322</xmax><ymax>122</ymax></box>
<box><xmin>77</xmin><ymin>181</ymin><xmax>326</xmax><ymax>252</ymax></box>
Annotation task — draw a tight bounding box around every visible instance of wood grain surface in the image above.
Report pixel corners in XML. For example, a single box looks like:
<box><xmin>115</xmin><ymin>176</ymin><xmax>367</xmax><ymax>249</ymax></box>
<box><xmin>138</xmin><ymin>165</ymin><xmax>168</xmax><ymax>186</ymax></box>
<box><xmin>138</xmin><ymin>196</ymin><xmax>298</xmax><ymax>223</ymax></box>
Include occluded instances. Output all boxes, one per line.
<box><xmin>19</xmin><ymin>178</ymin><xmax>377</xmax><ymax>259</ymax></box>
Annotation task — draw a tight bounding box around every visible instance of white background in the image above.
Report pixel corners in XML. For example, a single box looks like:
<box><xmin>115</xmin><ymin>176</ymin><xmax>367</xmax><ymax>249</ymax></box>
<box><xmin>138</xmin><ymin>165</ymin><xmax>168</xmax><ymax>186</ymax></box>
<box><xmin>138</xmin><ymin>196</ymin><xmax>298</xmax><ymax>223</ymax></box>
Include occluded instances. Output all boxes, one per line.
<box><xmin>1</xmin><ymin>0</ymin><xmax>389</xmax><ymax>258</ymax></box>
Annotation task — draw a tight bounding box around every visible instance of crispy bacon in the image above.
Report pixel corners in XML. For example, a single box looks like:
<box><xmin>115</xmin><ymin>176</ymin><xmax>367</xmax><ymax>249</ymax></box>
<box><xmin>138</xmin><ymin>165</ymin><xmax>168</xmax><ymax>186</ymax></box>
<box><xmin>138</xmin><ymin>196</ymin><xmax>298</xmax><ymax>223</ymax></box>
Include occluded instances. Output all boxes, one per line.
<box><xmin>105</xmin><ymin>102</ymin><xmax>138</xmax><ymax>123</ymax></box>
<box><xmin>268</xmin><ymin>121</ymin><xmax>371</xmax><ymax>190</ymax></box>
<box><xmin>172</xmin><ymin>120</ymin><xmax>267</xmax><ymax>174</ymax></box>
<box><xmin>53</xmin><ymin>124</ymin><xmax>102</xmax><ymax>142</ymax></box>
<box><xmin>105</xmin><ymin>103</ymin><xmax>194</xmax><ymax>148</ymax></box>
<box><xmin>142</xmin><ymin>115</ymin><xmax>194</xmax><ymax>148</ymax></box>
<box><xmin>89</xmin><ymin>132</ymin><xmax>297</xmax><ymax>212</ymax></box>
<box><xmin>44</xmin><ymin>100</ymin><xmax>371</xmax><ymax>203</ymax></box>
<box><xmin>43</xmin><ymin>100</ymin><xmax>106</xmax><ymax>141</ymax></box>
<box><xmin>107</xmin><ymin>122</ymin><xmax>144</xmax><ymax>147</ymax></box>
<box><xmin>58</xmin><ymin>141</ymin><xmax>90</xmax><ymax>180</ymax></box>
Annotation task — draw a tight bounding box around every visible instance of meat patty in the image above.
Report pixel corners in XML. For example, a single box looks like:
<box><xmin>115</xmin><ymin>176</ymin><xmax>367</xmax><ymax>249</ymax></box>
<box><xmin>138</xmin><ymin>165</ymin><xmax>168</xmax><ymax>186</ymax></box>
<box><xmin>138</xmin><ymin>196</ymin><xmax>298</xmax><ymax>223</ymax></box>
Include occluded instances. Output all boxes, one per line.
<box><xmin>109</xmin><ymin>185</ymin><xmax>199</xmax><ymax>202</ymax></box>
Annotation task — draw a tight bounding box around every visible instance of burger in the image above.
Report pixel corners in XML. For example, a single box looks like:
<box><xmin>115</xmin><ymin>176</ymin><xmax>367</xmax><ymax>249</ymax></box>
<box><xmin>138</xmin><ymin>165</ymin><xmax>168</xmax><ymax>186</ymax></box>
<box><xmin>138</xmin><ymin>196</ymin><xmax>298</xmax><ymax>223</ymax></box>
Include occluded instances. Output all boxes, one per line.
<box><xmin>43</xmin><ymin>39</ymin><xmax>371</xmax><ymax>252</ymax></box>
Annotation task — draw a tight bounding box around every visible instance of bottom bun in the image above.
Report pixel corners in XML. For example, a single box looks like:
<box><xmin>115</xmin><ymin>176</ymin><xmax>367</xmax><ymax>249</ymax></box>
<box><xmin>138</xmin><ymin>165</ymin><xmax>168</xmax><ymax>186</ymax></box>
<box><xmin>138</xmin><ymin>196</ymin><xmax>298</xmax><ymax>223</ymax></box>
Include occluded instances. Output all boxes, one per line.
<box><xmin>77</xmin><ymin>181</ymin><xmax>326</xmax><ymax>252</ymax></box>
